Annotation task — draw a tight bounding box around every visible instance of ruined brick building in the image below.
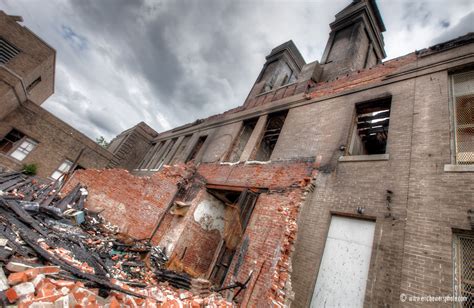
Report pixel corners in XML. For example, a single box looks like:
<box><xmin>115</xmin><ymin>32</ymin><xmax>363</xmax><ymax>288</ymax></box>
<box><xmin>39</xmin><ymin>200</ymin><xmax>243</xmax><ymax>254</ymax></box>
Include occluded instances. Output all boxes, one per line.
<box><xmin>1</xmin><ymin>0</ymin><xmax>474</xmax><ymax>306</ymax></box>
<box><xmin>0</xmin><ymin>10</ymin><xmax>157</xmax><ymax>179</ymax></box>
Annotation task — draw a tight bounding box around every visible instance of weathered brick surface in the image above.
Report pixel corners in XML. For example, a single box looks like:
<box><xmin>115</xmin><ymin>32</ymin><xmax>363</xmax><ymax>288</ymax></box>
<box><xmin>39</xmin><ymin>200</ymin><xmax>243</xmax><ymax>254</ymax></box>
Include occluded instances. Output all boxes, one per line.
<box><xmin>0</xmin><ymin>101</ymin><xmax>113</xmax><ymax>178</ymax></box>
<box><xmin>64</xmin><ymin>159</ymin><xmax>316</xmax><ymax>306</ymax></box>
<box><xmin>65</xmin><ymin>166</ymin><xmax>187</xmax><ymax>241</ymax></box>
<box><xmin>289</xmin><ymin>71</ymin><xmax>417</xmax><ymax>307</ymax></box>
<box><xmin>196</xmin><ymin>160</ymin><xmax>316</xmax><ymax>305</ymax></box>
<box><xmin>399</xmin><ymin>72</ymin><xmax>473</xmax><ymax>307</ymax></box>
<box><xmin>0</xmin><ymin>11</ymin><xmax>115</xmax><ymax>178</ymax></box>
<box><xmin>198</xmin><ymin>159</ymin><xmax>314</xmax><ymax>189</ymax></box>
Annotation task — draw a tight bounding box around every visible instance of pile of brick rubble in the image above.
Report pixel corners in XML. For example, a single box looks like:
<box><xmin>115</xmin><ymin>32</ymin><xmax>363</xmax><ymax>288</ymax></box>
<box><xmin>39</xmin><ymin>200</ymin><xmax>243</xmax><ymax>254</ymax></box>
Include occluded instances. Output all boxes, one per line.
<box><xmin>0</xmin><ymin>171</ymin><xmax>233</xmax><ymax>307</ymax></box>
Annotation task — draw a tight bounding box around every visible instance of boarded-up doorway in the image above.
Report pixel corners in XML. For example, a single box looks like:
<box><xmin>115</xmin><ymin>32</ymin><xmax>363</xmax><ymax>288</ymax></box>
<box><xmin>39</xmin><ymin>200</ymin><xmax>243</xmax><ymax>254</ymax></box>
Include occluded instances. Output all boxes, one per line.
<box><xmin>311</xmin><ymin>216</ymin><xmax>376</xmax><ymax>307</ymax></box>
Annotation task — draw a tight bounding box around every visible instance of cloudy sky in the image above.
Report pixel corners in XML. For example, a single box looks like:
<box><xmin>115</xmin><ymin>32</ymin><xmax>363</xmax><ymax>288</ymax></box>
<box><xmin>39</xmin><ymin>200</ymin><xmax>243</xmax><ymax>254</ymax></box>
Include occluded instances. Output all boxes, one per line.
<box><xmin>1</xmin><ymin>0</ymin><xmax>473</xmax><ymax>141</ymax></box>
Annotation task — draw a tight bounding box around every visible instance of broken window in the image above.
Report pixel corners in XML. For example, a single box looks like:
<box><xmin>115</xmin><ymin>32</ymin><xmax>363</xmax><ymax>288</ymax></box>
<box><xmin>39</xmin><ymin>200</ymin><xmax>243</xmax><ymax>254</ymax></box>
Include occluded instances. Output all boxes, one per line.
<box><xmin>453</xmin><ymin>232</ymin><xmax>474</xmax><ymax>307</ymax></box>
<box><xmin>0</xmin><ymin>37</ymin><xmax>20</xmax><ymax>64</ymax></box>
<box><xmin>207</xmin><ymin>189</ymin><xmax>258</xmax><ymax>286</ymax></box>
<box><xmin>171</xmin><ymin>134</ymin><xmax>192</xmax><ymax>164</ymax></box>
<box><xmin>348</xmin><ymin>97</ymin><xmax>392</xmax><ymax>155</ymax></box>
<box><xmin>253</xmin><ymin>110</ymin><xmax>288</xmax><ymax>161</ymax></box>
<box><xmin>0</xmin><ymin>129</ymin><xmax>25</xmax><ymax>154</ymax></box>
<box><xmin>51</xmin><ymin>159</ymin><xmax>73</xmax><ymax>180</ymax></box>
<box><xmin>451</xmin><ymin>71</ymin><xmax>474</xmax><ymax>164</ymax></box>
<box><xmin>186</xmin><ymin>136</ymin><xmax>207</xmax><ymax>163</ymax></box>
<box><xmin>0</xmin><ymin>129</ymin><xmax>37</xmax><ymax>161</ymax></box>
<box><xmin>226</xmin><ymin>119</ymin><xmax>257</xmax><ymax>162</ymax></box>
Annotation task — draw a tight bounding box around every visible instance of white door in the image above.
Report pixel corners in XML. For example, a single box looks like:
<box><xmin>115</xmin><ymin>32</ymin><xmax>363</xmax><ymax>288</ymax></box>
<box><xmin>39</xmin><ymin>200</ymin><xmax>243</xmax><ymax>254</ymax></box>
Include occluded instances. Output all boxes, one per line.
<box><xmin>310</xmin><ymin>216</ymin><xmax>376</xmax><ymax>308</ymax></box>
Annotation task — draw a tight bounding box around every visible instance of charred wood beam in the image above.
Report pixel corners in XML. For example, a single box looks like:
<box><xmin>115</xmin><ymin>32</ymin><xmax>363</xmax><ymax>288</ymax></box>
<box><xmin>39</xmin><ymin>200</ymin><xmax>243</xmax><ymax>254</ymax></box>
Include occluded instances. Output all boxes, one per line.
<box><xmin>18</xmin><ymin>228</ymin><xmax>147</xmax><ymax>300</ymax></box>
<box><xmin>357</xmin><ymin>110</ymin><xmax>390</xmax><ymax>123</ymax></box>
<box><xmin>155</xmin><ymin>269</ymin><xmax>191</xmax><ymax>290</ymax></box>
<box><xmin>56</xmin><ymin>184</ymin><xmax>81</xmax><ymax>212</ymax></box>
<box><xmin>357</xmin><ymin>119</ymin><xmax>389</xmax><ymax>129</ymax></box>
<box><xmin>0</xmin><ymin>177</ymin><xmax>23</xmax><ymax>191</ymax></box>
<box><xmin>0</xmin><ymin>199</ymin><xmax>48</xmax><ymax>237</ymax></box>
<box><xmin>0</xmin><ymin>222</ymin><xmax>34</xmax><ymax>257</ymax></box>
<box><xmin>40</xmin><ymin>181</ymin><xmax>62</xmax><ymax>207</ymax></box>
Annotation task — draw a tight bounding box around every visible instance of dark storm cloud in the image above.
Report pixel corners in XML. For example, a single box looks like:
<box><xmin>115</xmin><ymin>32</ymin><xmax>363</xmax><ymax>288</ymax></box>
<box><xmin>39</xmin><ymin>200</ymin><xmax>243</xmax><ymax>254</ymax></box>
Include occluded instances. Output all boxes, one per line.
<box><xmin>0</xmin><ymin>0</ymin><xmax>472</xmax><ymax>141</ymax></box>
<box><xmin>433</xmin><ymin>12</ymin><xmax>474</xmax><ymax>44</ymax></box>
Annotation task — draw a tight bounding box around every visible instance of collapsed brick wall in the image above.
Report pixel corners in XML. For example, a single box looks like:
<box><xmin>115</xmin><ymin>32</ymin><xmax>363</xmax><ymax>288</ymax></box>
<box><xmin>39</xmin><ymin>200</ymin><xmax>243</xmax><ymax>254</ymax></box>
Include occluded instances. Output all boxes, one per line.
<box><xmin>64</xmin><ymin>166</ymin><xmax>194</xmax><ymax>242</ymax></box>
<box><xmin>63</xmin><ymin>159</ymin><xmax>317</xmax><ymax>306</ymax></box>
<box><xmin>196</xmin><ymin>160</ymin><xmax>318</xmax><ymax>306</ymax></box>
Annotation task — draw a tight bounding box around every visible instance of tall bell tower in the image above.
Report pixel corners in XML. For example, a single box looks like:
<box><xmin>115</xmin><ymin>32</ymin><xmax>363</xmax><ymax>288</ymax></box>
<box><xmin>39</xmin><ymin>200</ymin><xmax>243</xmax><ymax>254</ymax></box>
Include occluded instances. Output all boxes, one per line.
<box><xmin>320</xmin><ymin>0</ymin><xmax>386</xmax><ymax>80</ymax></box>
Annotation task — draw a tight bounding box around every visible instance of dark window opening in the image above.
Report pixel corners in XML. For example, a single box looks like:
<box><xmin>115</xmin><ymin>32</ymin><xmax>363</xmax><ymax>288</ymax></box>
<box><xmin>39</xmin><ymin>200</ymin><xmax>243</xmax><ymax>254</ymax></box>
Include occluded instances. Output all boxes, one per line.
<box><xmin>171</xmin><ymin>134</ymin><xmax>192</xmax><ymax>165</ymax></box>
<box><xmin>137</xmin><ymin>142</ymin><xmax>156</xmax><ymax>169</ymax></box>
<box><xmin>74</xmin><ymin>164</ymin><xmax>85</xmax><ymax>171</ymax></box>
<box><xmin>207</xmin><ymin>189</ymin><xmax>258</xmax><ymax>287</ymax></box>
<box><xmin>0</xmin><ymin>129</ymin><xmax>25</xmax><ymax>154</ymax></box>
<box><xmin>149</xmin><ymin>141</ymin><xmax>165</xmax><ymax>168</ymax></box>
<box><xmin>253</xmin><ymin>110</ymin><xmax>288</xmax><ymax>161</ymax></box>
<box><xmin>186</xmin><ymin>135</ymin><xmax>207</xmax><ymax>163</ymax></box>
<box><xmin>349</xmin><ymin>97</ymin><xmax>392</xmax><ymax>155</ymax></box>
<box><xmin>226</xmin><ymin>119</ymin><xmax>257</xmax><ymax>162</ymax></box>
<box><xmin>26</xmin><ymin>76</ymin><xmax>42</xmax><ymax>92</ymax></box>
<box><xmin>155</xmin><ymin>138</ymin><xmax>177</xmax><ymax>169</ymax></box>
<box><xmin>0</xmin><ymin>38</ymin><xmax>20</xmax><ymax>64</ymax></box>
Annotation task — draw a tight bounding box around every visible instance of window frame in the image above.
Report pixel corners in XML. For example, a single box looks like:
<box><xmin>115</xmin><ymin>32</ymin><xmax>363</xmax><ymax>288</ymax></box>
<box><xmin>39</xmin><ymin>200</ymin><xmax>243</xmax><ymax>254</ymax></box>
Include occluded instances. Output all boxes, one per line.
<box><xmin>9</xmin><ymin>138</ymin><xmax>38</xmax><ymax>161</ymax></box>
<box><xmin>449</xmin><ymin>71</ymin><xmax>474</xmax><ymax>165</ymax></box>
<box><xmin>0</xmin><ymin>129</ymin><xmax>26</xmax><ymax>155</ymax></box>
<box><xmin>50</xmin><ymin>159</ymin><xmax>74</xmax><ymax>181</ymax></box>
<box><xmin>453</xmin><ymin>231</ymin><xmax>474</xmax><ymax>307</ymax></box>
<box><xmin>343</xmin><ymin>96</ymin><xmax>392</xmax><ymax>159</ymax></box>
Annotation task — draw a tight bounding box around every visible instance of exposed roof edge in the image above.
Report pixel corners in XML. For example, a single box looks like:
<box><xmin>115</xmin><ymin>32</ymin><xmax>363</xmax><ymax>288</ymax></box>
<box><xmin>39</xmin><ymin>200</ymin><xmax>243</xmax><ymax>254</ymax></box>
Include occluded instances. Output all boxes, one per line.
<box><xmin>416</xmin><ymin>32</ymin><xmax>474</xmax><ymax>57</ymax></box>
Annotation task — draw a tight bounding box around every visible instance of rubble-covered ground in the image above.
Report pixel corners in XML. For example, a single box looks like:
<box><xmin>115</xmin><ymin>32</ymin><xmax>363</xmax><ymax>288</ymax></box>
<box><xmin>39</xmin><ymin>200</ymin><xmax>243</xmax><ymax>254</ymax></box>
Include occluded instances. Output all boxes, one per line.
<box><xmin>0</xmin><ymin>171</ymin><xmax>234</xmax><ymax>307</ymax></box>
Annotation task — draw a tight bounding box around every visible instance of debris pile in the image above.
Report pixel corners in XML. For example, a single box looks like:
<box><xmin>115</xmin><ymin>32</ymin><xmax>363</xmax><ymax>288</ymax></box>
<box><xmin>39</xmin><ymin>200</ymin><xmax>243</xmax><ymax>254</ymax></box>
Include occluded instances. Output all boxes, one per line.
<box><xmin>0</xmin><ymin>172</ymin><xmax>233</xmax><ymax>307</ymax></box>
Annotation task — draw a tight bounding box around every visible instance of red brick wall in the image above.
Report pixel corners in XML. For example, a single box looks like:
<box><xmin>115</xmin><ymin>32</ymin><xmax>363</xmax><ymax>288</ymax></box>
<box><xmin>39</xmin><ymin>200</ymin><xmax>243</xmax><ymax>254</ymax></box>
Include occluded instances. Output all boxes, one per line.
<box><xmin>65</xmin><ymin>167</ymin><xmax>187</xmax><ymax>240</ymax></box>
<box><xmin>64</xmin><ymin>160</ymin><xmax>317</xmax><ymax>306</ymax></box>
<box><xmin>227</xmin><ymin>191</ymin><xmax>301</xmax><ymax>306</ymax></box>
<box><xmin>169</xmin><ymin>219</ymin><xmax>221</xmax><ymax>277</ymax></box>
<box><xmin>198</xmin><ymin>160</ymin><xmax>314</xmax><ymax>189</ymax></box>
<box><xmin>197</xmin><ymin>160</ymin><xmax>317</xmax><ymax>306</ymax></box>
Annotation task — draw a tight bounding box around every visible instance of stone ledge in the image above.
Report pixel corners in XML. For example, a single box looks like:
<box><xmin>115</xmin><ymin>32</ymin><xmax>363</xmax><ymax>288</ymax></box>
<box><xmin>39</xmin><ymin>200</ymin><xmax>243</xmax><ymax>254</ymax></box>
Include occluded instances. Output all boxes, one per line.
<box><xmin>444</xmin><ymin>164</ymin><xmax>474</xmax><ymax>172</ymax></box>
<box><xmin>338</xmin><ymin>154</ymin><xmax>390</xmax><ymax>162</ymax></box>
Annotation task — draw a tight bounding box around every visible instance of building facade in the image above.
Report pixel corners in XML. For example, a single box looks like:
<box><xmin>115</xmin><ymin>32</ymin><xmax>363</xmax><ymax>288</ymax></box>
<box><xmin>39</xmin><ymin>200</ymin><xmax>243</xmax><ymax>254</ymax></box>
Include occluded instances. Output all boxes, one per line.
<box><xmin>0</xmin><ymin>11</ymin><xmax>155</xmax><ymax>179</ymax></box>
<box><xmin>104</xmin><ymin>0</ymin><xmax>472</xmax><ymax>306</ymax></box>
<box><xmin>2</xmin><ymin>0</ymin><xmax>473</xmax><ymax>306</ymax></box>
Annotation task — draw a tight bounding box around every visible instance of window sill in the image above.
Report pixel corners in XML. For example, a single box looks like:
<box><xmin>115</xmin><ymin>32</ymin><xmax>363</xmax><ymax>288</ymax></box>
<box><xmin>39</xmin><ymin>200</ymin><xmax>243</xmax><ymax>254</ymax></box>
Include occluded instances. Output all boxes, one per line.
<box><xmin>0</xmin><ymin>153</ymin><xmax>23</xmax><ymax>165</ymax></box>
<box><xmin>444</xmin><ymin>164</ymin><xmax>474</xmax><ymax>172</ymax></box>
<box><xmin>339</xmin><ymin>154</ymin><xmax>389</xmax><ymax>162</ymax></box>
